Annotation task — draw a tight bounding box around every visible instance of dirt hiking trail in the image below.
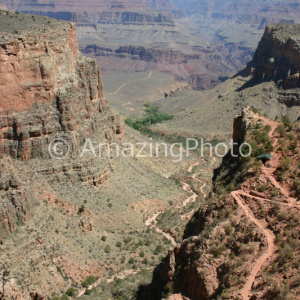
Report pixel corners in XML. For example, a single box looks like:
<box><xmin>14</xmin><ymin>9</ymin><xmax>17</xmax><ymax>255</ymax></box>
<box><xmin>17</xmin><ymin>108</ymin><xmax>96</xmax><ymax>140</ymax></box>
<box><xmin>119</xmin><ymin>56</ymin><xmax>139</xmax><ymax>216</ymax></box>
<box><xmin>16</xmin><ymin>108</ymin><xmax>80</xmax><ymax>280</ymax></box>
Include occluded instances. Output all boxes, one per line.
<box><xmin>231</xmin><ymin>115</ymin><xmax>298</xmax><ymax>299</ymax></box>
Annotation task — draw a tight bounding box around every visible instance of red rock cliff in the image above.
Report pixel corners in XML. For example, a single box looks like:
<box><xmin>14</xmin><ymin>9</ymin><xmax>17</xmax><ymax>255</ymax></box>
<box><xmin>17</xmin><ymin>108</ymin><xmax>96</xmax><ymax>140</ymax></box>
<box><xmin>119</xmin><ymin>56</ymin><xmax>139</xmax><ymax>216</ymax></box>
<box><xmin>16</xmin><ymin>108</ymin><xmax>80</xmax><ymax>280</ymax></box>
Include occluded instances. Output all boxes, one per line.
<box><xmin>0</xmin><ymin>12</ymin><xmax>124</xmax><ymax>160</ymax></box>
<box><xmin>248</xmin><ymin>23</ymin><xmax>300</xmax><ymax>89</ymax></box>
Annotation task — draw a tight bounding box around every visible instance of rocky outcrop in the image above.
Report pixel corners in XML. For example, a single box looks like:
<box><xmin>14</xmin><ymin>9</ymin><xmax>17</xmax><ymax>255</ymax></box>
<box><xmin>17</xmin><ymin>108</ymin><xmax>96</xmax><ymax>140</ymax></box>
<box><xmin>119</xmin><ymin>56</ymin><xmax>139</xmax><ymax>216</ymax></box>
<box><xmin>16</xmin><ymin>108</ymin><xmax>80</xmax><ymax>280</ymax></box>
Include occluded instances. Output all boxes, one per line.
<box><xmin>0</xmin><ymin>12</ymin><xmax>124</xmax><ymax>161</ymax></box>
<box><xmin>151</xmin><ymin>237</ymin><xmax>214</xmax><ymax>300</ymax></box>
<box><xmin>0</xmin><ymin>189</ymin><xmax>30</xmax><ymax>240</ymax></box>
<box><xmin>277</xmin><ymin>91</ymin><xmax>300</xmax><ymax>106</ymax></box>
<box><xmin>37</xmin><ymin>159</ymin><xmax>110</xmax><ymax>186</ymax></box>
<box><xmin>0</xmin><ymin>13</ymin><xmax>124</xmax><ymax>241</ymax></box>
<box><xmin>115</xmin><ymin>46</ymin><xmax>199</xmax><ymax>63</ymax></box>
<box><xmin>248</xmin><ymin>24</ymin><xmax>300</xmax><ymax>89</ymax></box>
<box><xmin>0</xmin><ymin>278</ymin><xmax>23</xmax><ymax>300</ymax></box>
<box><xmin>232</xmin><ymin>107</ymin><xmax>251</xmax><ymax>155</ymax></box>
<box><xmin>173</xmin><ymin>0</ymin><xmax>300</xmax><ymax>23</ymax></box>
<box><xmin>0</xmin><ymin>158</ymin><xmax>31</xmax><ymax>239</ymax></box>
<box><xmin>84</xmin><ymin>45</ymin><xmax>200</xmax><ymax>64</ymax></box>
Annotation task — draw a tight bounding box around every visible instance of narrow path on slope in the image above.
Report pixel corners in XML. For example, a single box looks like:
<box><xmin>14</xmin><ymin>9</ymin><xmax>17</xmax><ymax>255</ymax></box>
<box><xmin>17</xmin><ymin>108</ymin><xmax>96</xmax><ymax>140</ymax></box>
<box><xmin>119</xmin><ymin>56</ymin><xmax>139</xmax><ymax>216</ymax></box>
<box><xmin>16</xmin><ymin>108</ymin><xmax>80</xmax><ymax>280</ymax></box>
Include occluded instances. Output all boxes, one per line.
<box><xmin>231</xmin><ymin>191</ymin><xmax>276</xmax><ymax>300</ymax></box>
<box><xmin>145</xmin><ymin>159</ymin><xmax>209</xmax><ymax>246</ymax></box>
<box><xmin>108</xmin><ymin>71</ymin><xmax>153</xmax><ymax>96</ymax></box>
<box><xmin>253</xmin><ymin>115</ymin><xmax>297</xmax><ymax>203</ymax></box>
<box><xmin>230</xmin><ymin>115</ymin><xmax>300</xmax><ymax>299</ymax></box>
<box><xmin>145</xmin><ymin>212</ymin><xmax>177</xmax><ymax>246</ymax></box>
<box><xmin>192</xmin><ymin>174</ymin><xmax>207</xmax><ymax>199</ymax></box>
<box><xmin>77</xmin><ymin>159</ymin><xmax>209</xmax><ymax>298</ymax></box>
<box><xmin>237</xmin><ymin>190</ymin><xmax>300</xmax><ymax>209</ymax></box>
<box><xmin>77</xmin><ymin>268</ymin><xmax>151</xmax><ymax>297</ymax></box>
<box><xmin>121</xmin><ymin>101</ymin><xmax>132</xmax><ymax>107</ymax></box>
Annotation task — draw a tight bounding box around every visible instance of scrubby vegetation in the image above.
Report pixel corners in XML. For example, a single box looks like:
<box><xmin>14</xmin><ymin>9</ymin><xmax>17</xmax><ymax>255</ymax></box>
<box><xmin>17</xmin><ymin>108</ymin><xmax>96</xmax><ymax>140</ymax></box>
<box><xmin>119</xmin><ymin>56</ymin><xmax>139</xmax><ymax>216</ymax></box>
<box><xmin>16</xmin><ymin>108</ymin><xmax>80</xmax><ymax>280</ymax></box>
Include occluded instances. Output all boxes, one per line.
<box><xmin>82</xmin><ymin>276</ymin><xmax>99</xmax><ymax>288</ymax></box>
<box><xmin>125</xmin><ymin>104</ymin><xmax>174</xmax><ymax>132</ymax></box>
<box><xmin>150</xmin><ymin>114</ymin><xmax>300</xmax><ymax>299</ymax></box>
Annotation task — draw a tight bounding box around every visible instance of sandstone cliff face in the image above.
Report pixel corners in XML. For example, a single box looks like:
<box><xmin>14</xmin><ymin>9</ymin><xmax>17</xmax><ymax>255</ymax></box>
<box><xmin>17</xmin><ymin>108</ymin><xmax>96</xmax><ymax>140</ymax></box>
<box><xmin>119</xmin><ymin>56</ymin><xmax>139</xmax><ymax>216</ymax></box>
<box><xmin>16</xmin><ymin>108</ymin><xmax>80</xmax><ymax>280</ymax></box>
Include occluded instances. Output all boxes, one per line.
<box><xmin>248</xmin><ymin>24</ymin><xmax>300</xmax><ymax>89</ymax></box>
<box><xmin>232</xmin><ymin>108</ymin><xmax>251</xmax><ymax>155</ymax></box>
<box><xmin>0</xmin><ymin>12</ymin><xmax>124</xmax><ymax>161</ymax></box>
<box><xmin>0</xmin><ymin>159</ymin><xmax>31</xmax><ymax>240</ymax></box>
<box><xmin>0</xmin><ymin>12</ymin><xmax>124</xmax><ymax>242</ymax></box>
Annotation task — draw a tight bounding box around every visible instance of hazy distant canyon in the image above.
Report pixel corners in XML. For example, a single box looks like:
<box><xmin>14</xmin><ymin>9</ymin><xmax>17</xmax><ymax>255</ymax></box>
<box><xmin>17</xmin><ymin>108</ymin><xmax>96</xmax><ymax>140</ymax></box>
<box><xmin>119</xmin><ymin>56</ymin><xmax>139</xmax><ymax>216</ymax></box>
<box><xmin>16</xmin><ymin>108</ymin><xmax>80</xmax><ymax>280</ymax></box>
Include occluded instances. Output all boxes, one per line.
<box><xmin>2</xmin><ymin>0</ymin><xmax>300</xmax><ymax>90</ymax></box>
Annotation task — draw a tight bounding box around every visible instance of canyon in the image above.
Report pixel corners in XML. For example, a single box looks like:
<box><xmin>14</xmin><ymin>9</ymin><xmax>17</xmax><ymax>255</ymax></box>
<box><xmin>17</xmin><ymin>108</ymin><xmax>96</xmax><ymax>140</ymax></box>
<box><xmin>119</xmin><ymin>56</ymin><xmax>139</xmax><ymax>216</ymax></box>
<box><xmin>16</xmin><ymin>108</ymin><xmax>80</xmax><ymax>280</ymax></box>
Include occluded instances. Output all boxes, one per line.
<box><xmin>0</xmin><ymin>0</ymin><xmax>253</xmax><ymax>90</ymax></box>
<box><xmin>2</xmin><ymin>0</ymin><xmax>300</xmax><ymax>93</ymax></box>
<box><xmin>0</xmin><ymin>12</ymin><xmax>189</xmax><ymax>299</ymax></box>
<box><xmin>0</xmin><ymin>3</ymin><xmax>300</xmax><ymax>300</ymax></box>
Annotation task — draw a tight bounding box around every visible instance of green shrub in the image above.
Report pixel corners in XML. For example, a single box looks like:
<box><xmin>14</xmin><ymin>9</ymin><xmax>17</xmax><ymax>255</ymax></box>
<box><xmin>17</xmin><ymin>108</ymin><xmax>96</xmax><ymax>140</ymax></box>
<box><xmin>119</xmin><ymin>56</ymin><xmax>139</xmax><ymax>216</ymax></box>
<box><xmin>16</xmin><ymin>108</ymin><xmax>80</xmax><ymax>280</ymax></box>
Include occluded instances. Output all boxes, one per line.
<box><xmin>209</xmin><ymin>245</ymin><xmax>226</xmax><ymax>258</ymax></box>
<box><xmin>142</xmin><ymin>258</ymin><xmax>148</xmax><ymax>264</ymax></box>
<box><xmin>294</xmin><ymin>180</ymin><xmax>300</xmax><ymax>197</ymax></box>
<box><xmin>154</xmin><ymin>245</ymin><xmax>164</xmax><ymax>255</ymax></box>
<box><xmin>123</xmin><ymin>237</ymin><xmax>132</xmax><ymax>244</ymax></box>
<box><xmin>77</xmin><ymin>205</ymin><xmax>85</xmax><ymax>215</ymax></box>
<box><xmin>265</xmin><ymin>141</ymin><xmax>274</xmax><ymax>152</ymax></box>
<box><xmin>282</xmin><ymin>116</ymin><xmax>291</xmax><ymax>128</ymax></box>
<box><xmin>288</xmin><ymin>133</ymin><xmax>295</xmax><ymax>141</ymax></box>
<box><xmin>264</xmin><ymin>125</ymin><xmax>272</xmax><ymax>133</ymax></box>
<box><xmin>128</xmin><ymin>257</ymin><xmax>135</xmax><ymax>264</ymax></box>
<box><xmin>279</xmin><ymin>157</ymin><xmax>291</xmax><ymax>171</ymax></box>
<box><xmin>277</xmin><ymin>125</ymin><xmax>286</xmax><ymax>137</ymax></box>
<box><xmin>225</xmin><ymin>225</ymin><xmax>233</xmax><ymax>235</ymax></box>
<box><xmin>84</xmin><ymin>289</ymin><xmax>91</xmax><ymax>295</ymax></box>
<box><xmin>278</xmin><ymin>244</ymin><xmax>293</xmax><ymax>266</ymax></box>
<box><xmin>104</xmin><ymin>245</ymin><xmax>111</xmax><ymax>254</ymax></box>
<box><xmin>125</xmin><ymin>105</ymin><xmax>174</xmax><ymax>132</ymax></box>
<box><xmin>66</xmin><ymin>288</ymin><xmax>76</xmax><ymax>297</ymax></box>
<box><xmin>82</xmin><ymin>276</ymin><xmax>98</xmax><ymax>288</ymax></box>
<box><xmin>101</xmin><ymin>236</ymin><xmax>107</xmax><ymax>241</ymax></box>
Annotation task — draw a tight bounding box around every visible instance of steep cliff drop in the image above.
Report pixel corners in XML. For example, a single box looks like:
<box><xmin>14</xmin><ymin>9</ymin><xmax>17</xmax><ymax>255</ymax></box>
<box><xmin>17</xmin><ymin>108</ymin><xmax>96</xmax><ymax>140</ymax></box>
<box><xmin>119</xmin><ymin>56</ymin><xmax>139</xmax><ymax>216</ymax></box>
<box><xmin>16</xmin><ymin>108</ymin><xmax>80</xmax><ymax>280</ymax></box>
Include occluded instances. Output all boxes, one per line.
<box><xmin>248</xmin><ymin>24</ymin><xmax>300</xmax><ymax>90</ymax></box>
<box><xmin>0</xmin><ymin>12</ymin><xmax>125</xmax><ymax>298</ymax></box>
<box><xmin>0</xmin><ymin>12</ymin><xmax>124</xmax><ymax>161</ymax></box>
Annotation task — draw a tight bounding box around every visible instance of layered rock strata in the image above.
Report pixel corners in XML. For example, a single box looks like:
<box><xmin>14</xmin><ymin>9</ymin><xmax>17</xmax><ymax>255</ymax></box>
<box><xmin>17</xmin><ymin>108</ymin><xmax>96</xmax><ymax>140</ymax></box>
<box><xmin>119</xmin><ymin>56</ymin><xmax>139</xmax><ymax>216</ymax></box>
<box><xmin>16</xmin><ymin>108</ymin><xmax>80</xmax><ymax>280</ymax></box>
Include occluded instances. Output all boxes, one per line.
<box><xmin>0</xmin><ymin>12</ymin><xmax>124</xmax><ymax>160</ymax></box>
<box><xmin>248</xmin><ymin>24</ymin><xmax>300</xmax><ymax>89</ymax></box>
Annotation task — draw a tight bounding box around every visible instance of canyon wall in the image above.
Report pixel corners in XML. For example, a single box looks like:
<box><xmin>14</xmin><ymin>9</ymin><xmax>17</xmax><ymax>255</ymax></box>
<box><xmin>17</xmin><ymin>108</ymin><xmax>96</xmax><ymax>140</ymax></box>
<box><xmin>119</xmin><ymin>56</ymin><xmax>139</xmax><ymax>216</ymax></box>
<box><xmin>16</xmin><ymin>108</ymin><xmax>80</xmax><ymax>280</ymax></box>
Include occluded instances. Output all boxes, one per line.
<box><xmin>0</xmin><ymin>13</ymin><xmax>124</xmax><ymax>161</ymax></box>
<box><xmin>1</xmin><ymin>0</ymin><xmax>181</xmax><ymax>23</ymax></box>
<box><xmin>1</xmin><ymin>0</ymin><xmax>239</xmax><ymax>90</ymax></box>
<box><xmin>0</xmin><ymin>12</ymin><xmax>124</xmax><ymax>241</ymax></box>
<box><xmin>248</xmin><ymin>24</ymin><xmax>300</xmax><ymax>89</ymax></box>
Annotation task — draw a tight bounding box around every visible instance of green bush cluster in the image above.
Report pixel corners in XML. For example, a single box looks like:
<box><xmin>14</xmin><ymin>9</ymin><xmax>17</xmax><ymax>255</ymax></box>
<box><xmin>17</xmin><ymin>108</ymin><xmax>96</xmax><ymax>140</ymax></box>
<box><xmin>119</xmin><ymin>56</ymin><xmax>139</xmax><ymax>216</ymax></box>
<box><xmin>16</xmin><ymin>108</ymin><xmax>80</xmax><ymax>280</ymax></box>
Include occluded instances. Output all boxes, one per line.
<box><xmin>82</xmin><ymin>276</ymin><xmax>99</xmax><ymax>288</ymax></box>
<box><xmin>125</xmin><ymin>104</ymin><xmax>173</xmax><ymax>131</ymax></box>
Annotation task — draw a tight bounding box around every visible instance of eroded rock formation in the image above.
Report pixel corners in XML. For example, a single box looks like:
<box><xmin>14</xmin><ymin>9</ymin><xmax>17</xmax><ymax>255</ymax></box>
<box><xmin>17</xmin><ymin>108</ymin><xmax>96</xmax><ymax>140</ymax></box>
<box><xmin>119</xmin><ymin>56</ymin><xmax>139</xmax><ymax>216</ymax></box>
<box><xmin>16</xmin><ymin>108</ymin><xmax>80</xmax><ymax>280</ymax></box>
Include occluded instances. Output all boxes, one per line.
<box><xmin>232</xmin><ymin>107</ymin><xmax>251</xmax><ymax>155</ymax></box>
<box><xmin>0</xmin><ymin>12</ymin><xmax>124</xmax><ymax>160</ymax></box>
<box><xmin>248</xmin><ymin>24</ymin><xmax>300</xmax><ymax>89</ymax></box>
<box><xmin>0</xmin><ymin>12</ymin><xmax>124</xmax><ymax>242</ymax></box>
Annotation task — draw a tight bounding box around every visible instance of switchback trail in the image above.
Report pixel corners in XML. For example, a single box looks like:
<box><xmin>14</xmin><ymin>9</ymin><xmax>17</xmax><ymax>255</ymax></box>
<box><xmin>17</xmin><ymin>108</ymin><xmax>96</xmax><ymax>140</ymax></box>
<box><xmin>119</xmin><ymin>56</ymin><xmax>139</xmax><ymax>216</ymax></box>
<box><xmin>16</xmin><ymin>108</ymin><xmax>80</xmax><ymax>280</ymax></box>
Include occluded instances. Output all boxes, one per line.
<box><xmin>77</xmin><ymin>268</ymin><xmax>151</xmax><ymax>297</ymax></box>
<box><xmin>231</xmin><ymin>115</ymin><xmax>299</xmax><ymax>299</ymax></box>
<box><xmin>77</xmin><ymin>159</ymin><xmax>210</xmax><ymax>298</ymax></box>
<box><xmin>145</xmin><ymin>159</ymin><xmax>208</xmax><ymax>246</ymax></box>
<box><xmin>145</xmin><ymin>212</ymin><xmax>177</xmax><ymax>246</ymax></box>
<box><xmin>253</xmin><ymin>115</ymin><xmax>297</xmax><ymax>203</ymax></box>
<box><xmin>231</xmin><ymin>191</ymin><xmax>276</xmax><ymax>300</ymax></box>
